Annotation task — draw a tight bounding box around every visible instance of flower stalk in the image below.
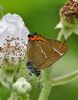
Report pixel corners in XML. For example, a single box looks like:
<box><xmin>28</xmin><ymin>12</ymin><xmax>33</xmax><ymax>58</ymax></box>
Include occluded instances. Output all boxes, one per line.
<box><xmin>8</xmin><ymin>92</ymin><xmax>30</xmax><ymax>100</ymax></box>
<box><xmin>57</xmin><ymin>30</ymin><xmax>64</xmax><ymax>41</ymax></box>
<box><xmin>38</xmin><ymin>67</ymin><xmax>52</xmax><ymax>100</ymax></box>
<box><xmin>52</xmin><ymin>69</ymin><xmax>78</xmax><ymax>87</ymax></box>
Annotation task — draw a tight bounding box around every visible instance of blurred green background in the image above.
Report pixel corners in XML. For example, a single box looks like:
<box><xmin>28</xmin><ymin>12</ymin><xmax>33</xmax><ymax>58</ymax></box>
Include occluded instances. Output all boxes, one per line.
<box><xmin>0</xmin><ymin>0</ymin><xmax>78</xmax><ymax>100</ymax></box>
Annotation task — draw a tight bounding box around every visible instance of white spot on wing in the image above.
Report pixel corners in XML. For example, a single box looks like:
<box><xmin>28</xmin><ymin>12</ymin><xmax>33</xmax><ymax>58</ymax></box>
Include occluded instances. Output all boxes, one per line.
<box><xmin>36</xmin><ymin>44</ymin><xmax>47</xmax><ymax>58</ymax></box>
<box><xmin>53</xmin><ymin>47</ymin><xmax>63</xmax><ymax>56</ymax></box>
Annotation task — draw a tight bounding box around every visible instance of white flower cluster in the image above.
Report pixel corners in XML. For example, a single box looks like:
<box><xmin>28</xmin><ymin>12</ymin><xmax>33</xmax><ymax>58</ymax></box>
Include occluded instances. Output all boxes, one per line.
<box><xmin>0</xmin><ymin>13</ymin><xmax>30</xmax><ymax>66</ymax></box>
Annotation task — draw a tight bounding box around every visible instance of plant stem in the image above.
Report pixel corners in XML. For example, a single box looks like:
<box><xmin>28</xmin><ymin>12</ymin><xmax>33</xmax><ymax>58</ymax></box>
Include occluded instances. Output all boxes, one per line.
<box><xmin>22</xmin><ymin>94</ymin><xmax>30</xmax><ymax>100</ymax></box>
<box><xmin>38</xmin><ymin>82</ymin><xmax>52</xmax><ymax>100</ymax></box>
<box><xmin>38</xmin><ymin>67</ymin><xmax>52</xmax><ymax>100</ymax></box>
<box><xmin>8</xmin><ymin>92</ymin><xmax>22</xmax><ymax>100</ymax></box>
<box><xmin>57</xmin><ymin>30</ymin><xmax>64</xmax><ymax>41</ymax></box>
<box><xmin>8</xmin><ymin>92</ymin><xmax>30</xmax><ymax>100</ymax></box>
<box><xmin>52</xmin><ymin>69</ymin><xmax>78</xmax><ymax>87</ymax></box>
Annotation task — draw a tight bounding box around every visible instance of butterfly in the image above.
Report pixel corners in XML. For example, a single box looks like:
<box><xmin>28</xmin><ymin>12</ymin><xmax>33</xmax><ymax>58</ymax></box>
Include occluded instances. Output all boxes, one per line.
<box><xmin>26</xmin><ymin>33</ymin><xmax>68</xmax><ymax>77</ymax></box>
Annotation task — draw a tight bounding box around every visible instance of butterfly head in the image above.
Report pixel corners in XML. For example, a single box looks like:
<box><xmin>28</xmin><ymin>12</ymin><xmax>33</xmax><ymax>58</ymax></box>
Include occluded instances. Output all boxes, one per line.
<box><xmin>28</xmin><ymin>32</ymin><xmax>42</xmax><ymax>41</ymax></box>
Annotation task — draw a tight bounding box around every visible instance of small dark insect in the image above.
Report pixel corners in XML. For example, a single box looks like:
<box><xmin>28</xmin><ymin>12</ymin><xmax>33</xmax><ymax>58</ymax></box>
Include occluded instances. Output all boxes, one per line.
<box><xmin>26</xmin><ymin>33</ymin><xmax>68</xmax><ymax>77</ymax></box>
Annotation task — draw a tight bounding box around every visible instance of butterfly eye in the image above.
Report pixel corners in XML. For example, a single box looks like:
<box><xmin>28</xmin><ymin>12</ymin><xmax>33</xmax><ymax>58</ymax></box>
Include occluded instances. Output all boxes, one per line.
<box><xmin>28</xmin><ymin>34</ymin><xmax>33</xmax><ymax>38</ymax></box>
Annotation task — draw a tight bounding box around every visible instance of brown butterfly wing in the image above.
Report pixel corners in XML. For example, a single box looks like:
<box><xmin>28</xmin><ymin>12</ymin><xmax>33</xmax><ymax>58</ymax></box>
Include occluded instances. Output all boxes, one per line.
<box><xmin>34</xmin><ymin>40</ymin><xmax>52</xmax><ymax>67</ymax></box>
<box><xmin>36</xmin><ymin>40</ymin><xmax>68</xmax><ymax>69</ymax></box>
<box><xmin>27</xmin><ymin>41</ymin><xmax>36</xmax><ymax>65</ymax></box>
<box><xmin>27</xmin><ymin>39</ymin><xmax>52</xmax><ymax>68</ymax></box>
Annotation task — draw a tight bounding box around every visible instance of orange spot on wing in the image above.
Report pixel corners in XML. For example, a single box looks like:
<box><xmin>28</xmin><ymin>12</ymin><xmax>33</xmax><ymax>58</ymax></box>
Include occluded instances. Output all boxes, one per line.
<box><xmin>29</xmin><ymin>35</ymin><xmax>48</xmax><ymax>44</ymax></box>
<box><xmin>30</xmin><ymin>36</ymin><xmax>42</xmax><ymax>41</ymax></box>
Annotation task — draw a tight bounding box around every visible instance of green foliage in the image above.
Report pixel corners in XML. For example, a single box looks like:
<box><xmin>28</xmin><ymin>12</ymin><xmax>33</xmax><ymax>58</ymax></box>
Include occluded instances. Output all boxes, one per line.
<box><xmin>0</xmin><ymin>0</ymin><xmax>78</xmax><ymax>100</ymax></box>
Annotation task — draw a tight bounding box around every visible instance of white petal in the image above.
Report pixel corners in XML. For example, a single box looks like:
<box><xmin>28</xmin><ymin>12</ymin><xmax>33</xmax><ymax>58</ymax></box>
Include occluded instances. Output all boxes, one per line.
<box><xmin>0</xmin><ymin>21</ymin><xmax>7</xmax><ymax>34</ymax></box>
<box><xmin>2</xmin><ymin>13</ymin><xmax>24</xmax><ymax>28</ymax></box>
<box><xmin>20</xmin><ymin>26</ymin><xmax>30</xmax><ymax>44</ymax></box>
<box><xmin>7</xmin><ymin>23</ymin><xmax>22</xmax><ymax>36</ymax></box>
<box><xmin>55</xmin><ymin>22</ymin><xmax>63</xmax><ymax>29</ymax></box>
<box><xmin>63</xmin><ymin>28</ymin><xmax>72</xmax><ymax>39</ymax></box>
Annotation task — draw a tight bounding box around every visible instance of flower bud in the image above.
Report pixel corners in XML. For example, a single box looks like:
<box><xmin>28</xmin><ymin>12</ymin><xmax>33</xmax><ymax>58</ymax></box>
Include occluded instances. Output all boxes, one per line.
<box><xmin>55</xmin><ymin>0</ymin><xmax>78</xmax><ymax>39</ymax></box>
<box><xmin>60</xmin><ymin>0</ymin><xmax>78</xmax><ymax>26</ymax></box>
<box><xmin>13</xmin><ymin>77</ymin><xmax>32</xmax><ymax>95</ymax></box>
